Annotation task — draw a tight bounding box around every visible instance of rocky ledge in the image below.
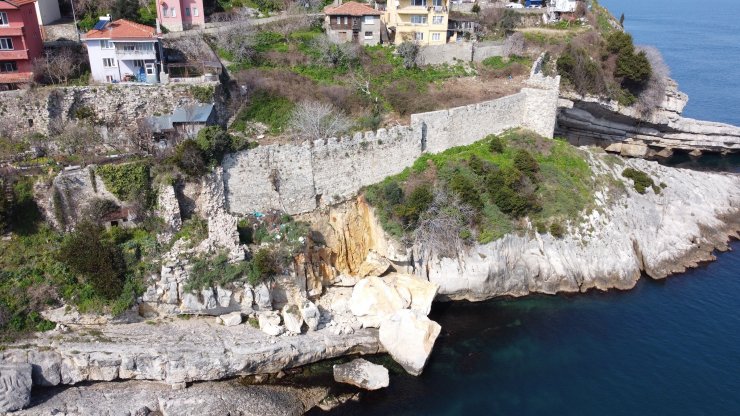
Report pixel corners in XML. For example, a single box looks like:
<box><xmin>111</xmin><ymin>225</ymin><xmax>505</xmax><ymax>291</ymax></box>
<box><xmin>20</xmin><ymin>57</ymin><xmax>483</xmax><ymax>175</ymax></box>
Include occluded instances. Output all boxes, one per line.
<box><xmin>1</xmin><ymin>318</ymin><xmax>380</xmax><ymax>389</ymax></box>
<box><xmin>556</xmin><ymin>81</ymin><xmax>740</xmax><ymax>156</ymax></box>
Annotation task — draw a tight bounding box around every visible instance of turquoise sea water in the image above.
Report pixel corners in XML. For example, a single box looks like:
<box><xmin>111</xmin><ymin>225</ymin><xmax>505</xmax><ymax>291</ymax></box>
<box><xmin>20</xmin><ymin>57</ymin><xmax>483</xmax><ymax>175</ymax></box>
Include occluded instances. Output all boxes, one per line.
<box><xmin>314</xmin><ymin>1</ymin><xmax>740</xmax><ymax>414</ymax></box>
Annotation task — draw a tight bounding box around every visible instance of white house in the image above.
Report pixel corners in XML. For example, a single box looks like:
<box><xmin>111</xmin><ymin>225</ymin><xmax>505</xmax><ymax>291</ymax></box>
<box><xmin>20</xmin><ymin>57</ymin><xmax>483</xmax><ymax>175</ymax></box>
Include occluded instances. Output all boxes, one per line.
<box><xmin>34</xmin><ymin>0</ymin><xmax>60</xmax><ymax>26</ymax></box>
<box><xmin>550</xmin><ymin>0</ymin><xmax>578</xmax><ymax>13</ymax></box>
<box><xmin>83</xmin><ymin>17</ymin><xmax>162</xmax><ymax>84</ymax></box>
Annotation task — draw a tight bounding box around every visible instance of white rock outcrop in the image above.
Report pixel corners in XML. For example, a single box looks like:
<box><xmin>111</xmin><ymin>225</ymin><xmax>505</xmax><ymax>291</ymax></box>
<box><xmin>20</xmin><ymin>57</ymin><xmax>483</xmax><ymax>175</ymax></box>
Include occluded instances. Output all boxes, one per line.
<box><xmin>378</xmin><ymin>310</ymin><xmax>441</xmax><ymax>376</ymax></box>
<box><xmin>333</xmin><ymin>359</ymin><xmax>389</xmax><ymax>390</ymax></box>
<box><xmin>0</xmin><ymin>363</ymin><xmax>33</xmax><ymax>412</ymax></box>
<box><xmin>281</xmin><ymin>305</ymin><xmax>304</xmax><ymax>334</ymax></box>
<box><xmin>349</xmin><ymin>276</ymin><xmax>406</xmax><ymax>328</ymax></box>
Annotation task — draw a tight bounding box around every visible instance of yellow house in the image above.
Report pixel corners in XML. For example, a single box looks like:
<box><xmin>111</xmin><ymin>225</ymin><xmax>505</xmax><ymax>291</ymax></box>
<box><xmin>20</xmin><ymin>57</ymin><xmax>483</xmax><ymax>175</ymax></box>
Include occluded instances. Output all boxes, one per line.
<box><xmin>381</xmin><ymin>0</ymin><xmax>450</xmax><ymax>46</ymax></box>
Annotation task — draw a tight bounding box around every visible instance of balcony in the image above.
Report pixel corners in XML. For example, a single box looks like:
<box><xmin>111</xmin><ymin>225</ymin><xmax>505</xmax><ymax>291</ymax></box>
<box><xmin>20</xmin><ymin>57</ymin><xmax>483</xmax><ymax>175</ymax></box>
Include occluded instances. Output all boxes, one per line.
<box><xmin>0</xmin><ymin>71</ymin><xmax>33</xmax><ymax>84</ymax></box>
<box><xmin>0</xmin><ymin>26</ymin><xmax>23</xmax><ymax>37</ymax></box>
<box><xmin>115</xmin><ymin>48</ymin><xmax>157</xmax><ymax>60</ymax></box>
<box><xmin>0</xmin><ymin>49</ymin><xmax>29</xmax><ymax>60</ymax></box>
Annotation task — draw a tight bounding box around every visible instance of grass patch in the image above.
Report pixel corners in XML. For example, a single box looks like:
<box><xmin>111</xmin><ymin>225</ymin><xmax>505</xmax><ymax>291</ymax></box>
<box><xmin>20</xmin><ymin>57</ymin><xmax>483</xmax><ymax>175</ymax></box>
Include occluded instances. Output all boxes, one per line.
<box><xmin>231</xmin><ymin>91</ymin><xmax>295</xmax><ymax>134</ymax></box>
<box><xmin>481</xmin><ymin>55</ymin><xmax>531</xmax><ymax>70</ymax></box>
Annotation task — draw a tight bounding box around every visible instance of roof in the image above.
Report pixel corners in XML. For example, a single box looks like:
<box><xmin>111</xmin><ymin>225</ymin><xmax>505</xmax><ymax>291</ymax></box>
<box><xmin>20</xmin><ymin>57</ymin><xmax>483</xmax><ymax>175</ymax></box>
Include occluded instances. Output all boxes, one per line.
<box><xmin>147</xmin><ymin>104</ymin><xmax>215</xmax><ymax>133</ymax></box>
<box><xmin>1</xmin><ymin>0</ymin><xmax>36</xmax><ymax>7</ymax></box>
<box><xmin>324</xmin><ymin>2</ymin><xmax>382</xmax><ymax>16</ymax></box>
<box><xmin>84</xmin><ymin>19</ymin><xmax>157</xmax><ymax>40</ymax></box>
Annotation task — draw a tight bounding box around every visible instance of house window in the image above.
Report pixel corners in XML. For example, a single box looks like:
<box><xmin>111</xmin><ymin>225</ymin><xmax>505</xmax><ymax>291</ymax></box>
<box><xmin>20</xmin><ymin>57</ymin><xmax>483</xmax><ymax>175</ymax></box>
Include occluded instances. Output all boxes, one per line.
<box><xmin>193</xmin><ymin>7</ymin><xmax>199</xmax><ymax>16</ymax></box>
<box><xmin>0</xmin><ymin>38</ymin><xmax>12</xmax><ymax>50</ymax></box>
<box><xmin>364</xmin><ymin>15</ymin><xmax>375</xmax><ymax>24</ymax></box>
<box><xmin>410</xmin><ymin>15</ymin><xmax>427</xmax><ymax>24</ymax></box>
<box><xmin>145</xmin><ymin>63</ymin><xmax>156</xmax><ymax>75</ymax></box>
<box><xmin>103</xmin><ymin>58</ymin><xmax>116</xmax><ymax>67</ymax></box>
<box><xmin>185</xmin><ymin>7</ymin><xmax>191</xmax><ymax>17</ymax></box>
<box><xmin>432</xmin><ymin>32</ymin><xmax>441</xmax><ymax>41</ymax></box>
<box><xmin>414</xmin><ymin>32</ymin><xmax>424</xmax><ymax>41</ymax></box>
<box><xmin>100</xmin><ymin>40</ymin><xmax>114</xmax><ymax>49</ymax></box>
<box><xmin>134</xmin><ymin>59</ymin><xmax>145</xmax><ymax>67</ymax></box>
<box><xmin>432</xmin><ymin>15</ymin><xmax>443</xmax><ymax>24</ymax></box>
<box><xmin>411</xmin><ymin>0</ymin><xmax>426</xmax><ymax>6</ymax></box>
<box><xmin>122</xmin><ymin>43</ymin><xmax>136</xmax><ymax>51</ymax></box>
<box><xmin>105</xmin><ymin>75</ymin><xmax>115</xmax><ymax>83</ymax></box>
<box><xmin>0</xmin><ymin>61</ymin><xmax>18</xmax><ymax>72</ymax></box>
<box><xmin>162</xmin><ymin>6</ymin><xmax>168</xmax><ymax>17</ymax></box>
<box><xmin>0</xmin><ymin>12</ymin><xmax>8</xmax><ymax>26</ymax></box>
<box><xmin>364</xmin><ymin>31</ymin><xmax>373</xmax><ymax>39</ymax></box>
<box><xmin>433</xmin><ymin>0</ymin><xmax>443</xmax><ymax>6</ymax></box>
<box><xmin>171</xmin><ymin>8</ymin><xmax>177</xmax><ymax>17</ymax></box>
<box><xmin>344</xmin><ymin>16</ymin><xmax>348</xmax><ymax>24</ymax></box>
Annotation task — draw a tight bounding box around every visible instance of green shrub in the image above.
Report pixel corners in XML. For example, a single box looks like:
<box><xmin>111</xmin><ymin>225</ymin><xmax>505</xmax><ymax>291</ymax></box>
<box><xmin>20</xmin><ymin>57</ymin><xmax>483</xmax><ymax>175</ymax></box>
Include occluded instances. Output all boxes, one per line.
<box><xmin>58</xmin><ymin>222</ymin><xmax>126</xmax><ymax>300</ymax></box>
<box><xmin>488</xmin><ymin>135</ymin><xmax>505</xmax><ymax>153</ymax></box>
<box><xmin>173</xmin><ymin>140</ymin><xmax>207</xmax><ymax>177</ymax></box>
<box><xmin>621</xmin><ymin>167</ymin><xmax>654</xmax><ymax>194</ymax></box>
<box><xmin>448</xmin><ymin>170</ymin><xmax>483</xmax><ymax>212</ymax></box>
<box><xmin>248</xmin><ymin>248</ymin><xmax>279</xmax><ymax>286</ymax></box>
<box><xmin>195</xmin><ymin>126</ymin><xmax>231</xmax><ymax>164</ymax></box>
<box><xmin>174</xmin><ymin>216</ymin><xmax>209</xmax><ymax>245</ymax></box>
<box><xmin>96</xmin><ymin>162</ymin><xmax>151</xmax><ymax>202</ymax></box>
<box><xmin>189</xmin><ymin>85</ymin><xmax>215</xmax><ymax>103</ymax></box>
<box><xmin>513</xmin><ymin>149</ymin><xmax>539</xmax><ymax>178</ymax></box>
<box><xmin>184</xmin><ymin>252</ymin><xmax>250</xmax><ymax>292</ymax></box>
<box><xmin>549</xmin><ymin>222</ymin><xmax>565</xmax><ymax>238</ymax></box>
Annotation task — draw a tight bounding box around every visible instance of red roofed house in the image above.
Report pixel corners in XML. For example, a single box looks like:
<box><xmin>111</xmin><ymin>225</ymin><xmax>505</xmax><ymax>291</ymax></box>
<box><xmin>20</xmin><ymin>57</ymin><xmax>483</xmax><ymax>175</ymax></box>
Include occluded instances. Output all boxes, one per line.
<box><xmin>83</xmin><ymin>17</ymin><xmax>162</xmax><ymax>84</ymax></box>
<box><xmin>157</xmin><ymin>0</ymin><xmax>205</xmax><ymax>32</ymax></box>
<box><xmin>0</xmin><ymin>0</ymin><xmax>43</xmax><ymax>89</ymax></box>
<box><xmin>324</xmin><ymin>1</ymin><xmax>382</xmax><ymax>46</ymax></box>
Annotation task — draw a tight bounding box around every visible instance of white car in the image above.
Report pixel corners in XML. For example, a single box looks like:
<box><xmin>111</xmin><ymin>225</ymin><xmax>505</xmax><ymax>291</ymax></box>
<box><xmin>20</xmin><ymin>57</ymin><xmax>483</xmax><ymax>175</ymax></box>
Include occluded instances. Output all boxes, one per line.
<box><xmin>505</xmin><ymin>3</ymin><xmax>524</xmax><ymax>8</ymax></box>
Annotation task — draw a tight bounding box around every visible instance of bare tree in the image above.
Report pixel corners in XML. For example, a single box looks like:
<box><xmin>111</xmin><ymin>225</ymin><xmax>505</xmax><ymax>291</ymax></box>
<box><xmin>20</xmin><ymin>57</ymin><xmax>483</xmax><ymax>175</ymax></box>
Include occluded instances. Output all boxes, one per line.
<box><xmin>397</xmin><ymin>41</ymin><xmax>420</xmax><ymax>69</ymax></box>
<box><xmin>34</xmin><ymin>47</ymin><xmax>83</xmax><ymax>85</ymax></box>
<box><xmin>289</xmin><ymin>101</ymin><xmax>352</xmax><ymax>142</ymax></box>
<box><xmin>169</xmin><ymin>36</ymin><xmax>216</xmax><ymax>63</ymax></box>
<box><xmin>414</xmin><ymin>190</ymin><xmax>476</xmax><ymax>258</ymax></box>
<box><xmin>52</xmin><ymin>120</ymin><xmax>103</xmax><ymax>164</ymax></box>
<box><xmin>313</xmin><ymin>35</ymin><xmax>360</xmax><ymax>68</ymax></box>
<box><xmin>635</xmin><ymin>46</ymin><xmax>670</xmax><ymax>115</ymax></box>
<box><xmin>216</xmin><ymin>24</ymin><xmax>258</xmax><ymax>63</ymax></box>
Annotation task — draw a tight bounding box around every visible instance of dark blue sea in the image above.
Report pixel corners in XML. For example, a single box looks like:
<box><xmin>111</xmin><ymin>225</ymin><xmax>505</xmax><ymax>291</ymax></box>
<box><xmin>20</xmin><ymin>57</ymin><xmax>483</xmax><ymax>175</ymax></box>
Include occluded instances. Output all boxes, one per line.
<box><xmin>313</xmin><ymin>1</ymin><xmax>740</xmax><ymax>414</ymax></box>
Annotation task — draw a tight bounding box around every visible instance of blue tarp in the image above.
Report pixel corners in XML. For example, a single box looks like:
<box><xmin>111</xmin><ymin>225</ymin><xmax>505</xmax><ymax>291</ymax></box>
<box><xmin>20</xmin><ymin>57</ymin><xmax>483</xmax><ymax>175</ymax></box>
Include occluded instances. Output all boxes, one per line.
<box><xmin>526</xmin><ymin>0</ymin><xmax>544</xmax><ymax>6</ymax></box>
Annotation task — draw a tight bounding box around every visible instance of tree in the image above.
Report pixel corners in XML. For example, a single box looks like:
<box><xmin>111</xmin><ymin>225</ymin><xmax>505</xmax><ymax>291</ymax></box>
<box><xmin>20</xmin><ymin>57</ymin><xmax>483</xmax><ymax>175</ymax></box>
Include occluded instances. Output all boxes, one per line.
<box><xmin>619</xmin><ymin>13</ymin><xmax>625</xmax><ymax>27</ymax></box>
<box><xmin>34</xmin><ymin>47</ymin><xmax>83</xmax><ymax>85</ymax></box>
<box><xmin>289</xmin><ymin>101</ymin><xmax>352</xmax><ymax>141</ymax></box>
<box><xmin>112</xmin><ymin>0</ymin><xmax>139</xmax><ymax>20</ymax></box>
<box><xmin>195</xmin><ymin>126</ymin><xmax>231</xmax><ymax>164</ymax></box>
<box><xmin>397</xmin><ymin>41</ymin><xmax>420</xmax><ymax>69</ymax></box>
<box><xmin>58</xmin><ymin>221</ymin><xmax>126</xmax><ymax>300</ymax></box>
<box><xmin>314</xmin><ymin>35</ymin><xmax>359</xmax><ymax>68</ymax></box>
<box><xmin>174</xmin><ymin>140</ymin><xmax>207</xmax><ymax>177</ymax></box>
<box><xmin>471</xmin><ymin>2</ymin><xmax>480</xmax><ymax>14</ymax></box>
<box><xmin>52</xmin><ymin>120</ymin><xmax>103</xmax><ymax>164</ymax></box>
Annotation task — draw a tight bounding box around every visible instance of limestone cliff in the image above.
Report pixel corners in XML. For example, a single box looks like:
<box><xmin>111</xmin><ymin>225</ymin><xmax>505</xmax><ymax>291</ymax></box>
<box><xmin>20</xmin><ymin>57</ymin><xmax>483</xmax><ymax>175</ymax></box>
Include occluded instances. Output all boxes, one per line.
<box><xmin>317</xmin><ymin>151</ymin><xmax>740</xmax><ymax>302</ymax></box>
<box><xmin>557</xmin><ymin>81</ymin><xmax>740</xmax><ymax>156</ymax></box>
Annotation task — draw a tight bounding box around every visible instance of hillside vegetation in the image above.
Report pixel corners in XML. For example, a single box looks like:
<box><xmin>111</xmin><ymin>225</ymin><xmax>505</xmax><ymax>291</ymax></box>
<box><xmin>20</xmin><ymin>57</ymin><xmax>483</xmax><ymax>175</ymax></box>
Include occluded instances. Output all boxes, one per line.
<box><xmin>364</xmin><ymin>129</ymin><xmax>597</xmax><ymax>254</ymax></box>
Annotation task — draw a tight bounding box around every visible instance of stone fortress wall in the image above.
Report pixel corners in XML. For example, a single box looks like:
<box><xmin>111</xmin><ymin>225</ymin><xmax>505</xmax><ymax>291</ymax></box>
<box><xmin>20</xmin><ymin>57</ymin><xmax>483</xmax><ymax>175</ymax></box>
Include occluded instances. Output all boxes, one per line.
<box><xmin>223</xmin><ymin>55</ymin><xmax>561</xmax><ymax>216</ymax></box>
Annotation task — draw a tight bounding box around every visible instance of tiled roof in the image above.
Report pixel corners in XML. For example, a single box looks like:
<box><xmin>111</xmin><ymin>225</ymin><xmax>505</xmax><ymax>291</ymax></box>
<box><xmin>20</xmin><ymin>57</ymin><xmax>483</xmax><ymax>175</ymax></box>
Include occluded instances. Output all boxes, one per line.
<box><xmin>324</xmin><ymin>1</ymin><xmax>382</xmax><ymax>16</ymax></box>
<box><xmin>84</xmin><ymin>19</ymin><xmax>157</xmax><ymax>40</ymax></box>
<box><xmin>0</xmin><ymin>71</ymin><xmax>33</xmax><ymax>84</ymax></box>
<box><xmin>3</xmin><ymin>0</ymin><xmax>36</xmax><ymax>7</ymax></box>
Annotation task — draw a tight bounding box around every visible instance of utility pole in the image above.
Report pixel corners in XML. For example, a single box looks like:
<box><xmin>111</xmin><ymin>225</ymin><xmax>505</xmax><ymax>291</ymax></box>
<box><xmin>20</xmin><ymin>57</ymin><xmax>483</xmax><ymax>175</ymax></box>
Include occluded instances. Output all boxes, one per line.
<box><xmin>70</xmin><ymin>0</ymin><xmax>80</xmax><ymax>42</ymax></box>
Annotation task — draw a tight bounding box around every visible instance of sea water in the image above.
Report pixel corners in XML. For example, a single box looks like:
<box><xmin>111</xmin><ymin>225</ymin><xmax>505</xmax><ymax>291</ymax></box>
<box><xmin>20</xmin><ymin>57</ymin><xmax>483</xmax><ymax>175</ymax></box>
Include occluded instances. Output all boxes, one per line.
<box><xmin>314</xmin><ymin>1</ymin><xmax>740</xmax><ymax>414</ymax></box>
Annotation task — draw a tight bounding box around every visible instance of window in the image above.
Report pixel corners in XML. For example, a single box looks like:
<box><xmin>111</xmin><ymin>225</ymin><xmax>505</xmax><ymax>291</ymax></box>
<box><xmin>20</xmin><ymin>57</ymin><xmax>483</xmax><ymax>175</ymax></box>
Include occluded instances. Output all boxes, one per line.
<box><xmin>171</xmin><ymin>8</ymin><xmax>176</xmax><ymax>17</ymax></box>
<box><xmin>364</xmin><ymin>31</ymin><xmax>373</xmax><ymax>39</ymax></box>
<box><xmin>0</xmin><ymin>12</ymin><xmax>8</xmax><ymax>26</ymax></box>
<box><xmin>134</xmin><ymin>59</ymin><xmax>145</xmax><ymax>67</ymax></box>
<box><xmin>411</xmin><ymin>0</ymin><xmax>426</xmax><ymax>6</ymax></box>
<box><xmin>105</xmin><ymin>75</ymin><xmax>115</xmax><ymax>83</ymax></box>
<box><xmin>145</xmin><ymin>63</ymin><xmax>156</xmax><ymax>75</ymax></box>
<box><xmin>122</xmin><ymin>43</ymin><xmax>136</xmax><ymax>51</ymax></box>
<box><xmin>0</xmin><ymin>38</ymin><xmax>12</xmax><ymax>50</ymax></box>
<box><xmin>432</xmin><ymin>15</ymin><xmax>443</xmax><ymax>24</ymax></box>
<box><xmin>162</xmin><ymin>6</ymin><xmax>168</xmax><ymax>17</ymax></box>
<box><xmin>185</xmin><ymin>7</ymin><xmax>191</xmax><ymax>17</ymax></box>
<box><xmin>432</xmin><ymin>32</ymin><xmax>441</xmax><ymax>41</ymax></box>
<box><xmin>414</xmin><ymin>32</ymin><xmax>424</xmax><ymax>41</ymax></box>
<box><xmin>193</xmin><ymin>7</ymin><xmax>199</xmax><ymax>16</ymax></box>
<box><xmin>100</xmin><ymin>40</ymin><xmax>114</xmax><ymax>49</ymax></box>
<box><xmin>103</xmin><ymin>58</ymin><xmax>116</xmax><ymax>67</ymax></box>
<box><xmin>410</xmin><ymin>15</ymin><xmax>427</xmax><ymax>24</ymax></box>
<box><xmin>432</xmin><ymin>0</ymin><xmax>443</xmax><ymax>6</ymax></box>
<box><xmin>344</xmin><ymin>16</ymin><xmax>348</xmax><ymax>24</ymax></box>
<box><xmin>364</xmin><ymin>15</ymin><xmax>375</xmax><ymax>24</ymax></box>
<box><xmin>0</xmin><ymin>61</ymin><xmax>17</xmax><ymax>72</ymax></box>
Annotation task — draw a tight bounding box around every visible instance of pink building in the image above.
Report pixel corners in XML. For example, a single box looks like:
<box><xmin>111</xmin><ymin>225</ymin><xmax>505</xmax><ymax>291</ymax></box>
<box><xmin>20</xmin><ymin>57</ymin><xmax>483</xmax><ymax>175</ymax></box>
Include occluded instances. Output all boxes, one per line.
<box><xmin>156</xmin><ymin>0</ymin><xmax>205</xmax><ymax>32</ymax></box>
<box><xmin>0</xmin><ymin>0</ymin><xmax>43</xmax><ymax>88</ymax></box>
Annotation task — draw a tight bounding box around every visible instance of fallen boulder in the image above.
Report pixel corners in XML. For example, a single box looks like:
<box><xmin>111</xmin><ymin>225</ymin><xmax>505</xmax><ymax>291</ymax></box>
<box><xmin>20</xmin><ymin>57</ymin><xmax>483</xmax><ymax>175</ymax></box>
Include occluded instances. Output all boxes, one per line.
<box><xmin>379</xmin><ymin>309</ymin><xmax>441</xmax><ymax>376</ymax></box>
<box><xmin>257</xmin><ymin>311</ymin><xmax>285</xmax><ymax>336</ymax></box>
<box><xmin>333</xmin><ymin>358</ymin><xmax>389</xmax><ymax>390</ymax></box>
<box><xmin>350</xmin><ymin>276</ymin><xmax>405</xmax><ymax>328</ymax></box>
<box><xmin>300</xmin><ymin>300</ymin><xmax>321</xmax><ymax>331</ymax></box>
<box><xmin>358</xmin><ymin>251</ymin><xmax>392</xmax><ymax>277</ymax></box>
<box><xmin>383</xmin><ymin>273</ymin><xmax>439</xmax><ymax>316</ymax></box>
<box><xmin>217</xmin><ymin>312</ymin><xmax>243</xmax><ymax>327</ymax></box>
<box><xmin>281</xmin><ymin>304</ymin><xmax>304</xmax><ymax>334</ymax></box>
